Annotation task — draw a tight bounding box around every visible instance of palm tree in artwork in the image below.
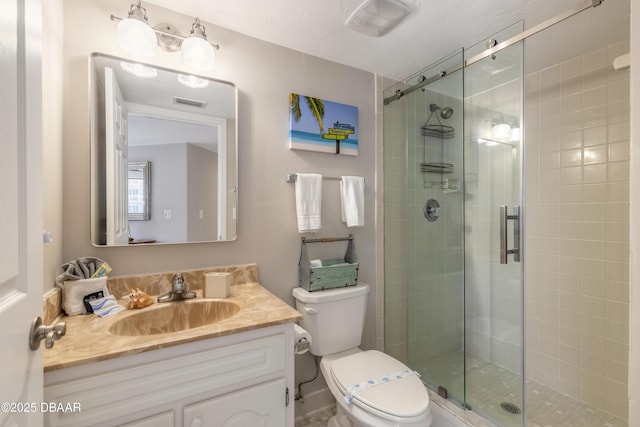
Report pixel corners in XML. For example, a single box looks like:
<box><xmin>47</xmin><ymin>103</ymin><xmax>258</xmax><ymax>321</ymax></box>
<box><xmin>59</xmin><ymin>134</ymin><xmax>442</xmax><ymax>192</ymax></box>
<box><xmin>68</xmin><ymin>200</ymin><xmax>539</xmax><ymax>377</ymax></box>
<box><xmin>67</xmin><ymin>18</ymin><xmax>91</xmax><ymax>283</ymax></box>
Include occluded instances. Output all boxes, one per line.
<box><xmin>290</xmin><ymin>93</ymin><xmax>325</xmax><ymax>134</ymax></box>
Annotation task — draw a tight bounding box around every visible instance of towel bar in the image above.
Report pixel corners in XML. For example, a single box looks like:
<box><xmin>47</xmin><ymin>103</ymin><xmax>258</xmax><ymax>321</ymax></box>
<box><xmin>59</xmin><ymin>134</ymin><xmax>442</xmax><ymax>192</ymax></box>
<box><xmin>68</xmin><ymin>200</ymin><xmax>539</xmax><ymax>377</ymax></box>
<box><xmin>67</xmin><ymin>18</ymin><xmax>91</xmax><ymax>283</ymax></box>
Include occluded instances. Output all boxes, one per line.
<box><xmin>285</xmin><ymin>173</ymin><xmax>364</xmax><ymax>183</ymax></box>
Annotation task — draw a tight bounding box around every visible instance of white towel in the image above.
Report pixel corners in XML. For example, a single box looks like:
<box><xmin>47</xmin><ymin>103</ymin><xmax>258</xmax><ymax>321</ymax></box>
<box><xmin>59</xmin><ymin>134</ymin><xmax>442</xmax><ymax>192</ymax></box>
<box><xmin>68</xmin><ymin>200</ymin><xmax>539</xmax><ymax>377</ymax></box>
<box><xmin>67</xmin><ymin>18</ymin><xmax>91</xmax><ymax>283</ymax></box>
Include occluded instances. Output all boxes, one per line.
<box><xmin>295</xmin><ymin>173</ymin><xmax>322</xmax><ymax>233</ymax></box>
<box><xmin>341</xmin><ymin>176</ymin><xmax>365</xmax><ymax>227</ymax></box>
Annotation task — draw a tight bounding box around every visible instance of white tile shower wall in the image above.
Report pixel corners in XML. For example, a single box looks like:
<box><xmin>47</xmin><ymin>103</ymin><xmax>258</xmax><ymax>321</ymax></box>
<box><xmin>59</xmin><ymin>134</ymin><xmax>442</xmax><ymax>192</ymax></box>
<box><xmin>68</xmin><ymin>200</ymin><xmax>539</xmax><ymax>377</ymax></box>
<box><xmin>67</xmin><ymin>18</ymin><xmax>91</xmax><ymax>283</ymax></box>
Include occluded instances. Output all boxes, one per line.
<box><xmin>383</xmin><ymin>84</ymin><xmax>465</xmax><ymax>367</ymax></box>
<box><xmin>524</xmin><ymin>40</ymin><xmax>630</xmax><ymax>421</ymax></box>
<box><xmin>405</xmin><ymin>89</ymin><xmax>464</xmax><ymax>366</ymax></box>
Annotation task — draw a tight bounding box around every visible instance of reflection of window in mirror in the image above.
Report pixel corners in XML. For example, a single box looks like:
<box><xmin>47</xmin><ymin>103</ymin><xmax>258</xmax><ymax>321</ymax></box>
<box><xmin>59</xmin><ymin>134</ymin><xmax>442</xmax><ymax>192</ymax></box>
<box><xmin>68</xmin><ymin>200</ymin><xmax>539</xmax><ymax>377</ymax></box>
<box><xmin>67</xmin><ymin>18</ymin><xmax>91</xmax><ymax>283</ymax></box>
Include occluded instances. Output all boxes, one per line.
<box><xmin>128</xmin><ymin>161</ymin><xmax>151</xmax><ymax>221</ymax></box>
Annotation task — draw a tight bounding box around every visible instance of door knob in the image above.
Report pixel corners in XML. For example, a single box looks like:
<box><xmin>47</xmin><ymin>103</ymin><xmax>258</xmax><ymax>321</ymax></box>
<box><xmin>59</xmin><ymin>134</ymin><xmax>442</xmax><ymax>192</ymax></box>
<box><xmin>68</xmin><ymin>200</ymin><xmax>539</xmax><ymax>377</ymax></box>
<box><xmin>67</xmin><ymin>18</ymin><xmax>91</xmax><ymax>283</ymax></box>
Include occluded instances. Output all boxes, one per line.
<box><xmin>29</xmin><ymin>316</ymin><xmax>66</xmax><ymax>351</ymax></box>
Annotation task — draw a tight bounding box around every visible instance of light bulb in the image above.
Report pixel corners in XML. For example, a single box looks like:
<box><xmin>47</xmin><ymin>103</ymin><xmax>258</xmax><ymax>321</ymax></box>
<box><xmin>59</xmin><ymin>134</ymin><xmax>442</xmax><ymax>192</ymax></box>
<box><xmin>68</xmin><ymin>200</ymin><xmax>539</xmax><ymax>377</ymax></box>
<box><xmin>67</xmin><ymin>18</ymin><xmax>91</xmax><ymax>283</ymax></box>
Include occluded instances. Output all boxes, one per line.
<box><xmin>117</xmin><ymin>15</ymin><xmax>157</xmax><ymax>58</ymax></box>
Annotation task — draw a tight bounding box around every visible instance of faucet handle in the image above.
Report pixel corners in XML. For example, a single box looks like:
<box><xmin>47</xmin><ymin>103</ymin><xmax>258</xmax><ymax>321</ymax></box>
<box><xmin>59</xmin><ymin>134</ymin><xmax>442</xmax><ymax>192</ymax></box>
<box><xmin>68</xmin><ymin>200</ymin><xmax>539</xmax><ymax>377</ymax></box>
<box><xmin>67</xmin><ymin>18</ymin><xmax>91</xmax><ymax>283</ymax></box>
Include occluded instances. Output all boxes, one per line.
<box><xmin>172</xmin><ymin>273</ymin><xmax>186</xmax><ymax>292</ymax></box>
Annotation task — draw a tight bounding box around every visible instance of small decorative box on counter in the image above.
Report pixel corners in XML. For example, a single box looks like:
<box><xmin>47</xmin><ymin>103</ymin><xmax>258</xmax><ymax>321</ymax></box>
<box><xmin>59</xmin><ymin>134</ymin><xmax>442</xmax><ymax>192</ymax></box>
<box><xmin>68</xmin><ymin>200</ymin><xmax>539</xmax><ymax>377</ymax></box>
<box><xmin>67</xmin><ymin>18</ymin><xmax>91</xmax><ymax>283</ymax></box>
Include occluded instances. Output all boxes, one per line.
<box><xmin>298</xmin><ymin>234</ymin><xmax>359</xmax><ymax>292</ymax></box>
<box><xmin>203</xmin><ymin>272</ymin><xmax>232</xmax><ymax>298</ymax></box>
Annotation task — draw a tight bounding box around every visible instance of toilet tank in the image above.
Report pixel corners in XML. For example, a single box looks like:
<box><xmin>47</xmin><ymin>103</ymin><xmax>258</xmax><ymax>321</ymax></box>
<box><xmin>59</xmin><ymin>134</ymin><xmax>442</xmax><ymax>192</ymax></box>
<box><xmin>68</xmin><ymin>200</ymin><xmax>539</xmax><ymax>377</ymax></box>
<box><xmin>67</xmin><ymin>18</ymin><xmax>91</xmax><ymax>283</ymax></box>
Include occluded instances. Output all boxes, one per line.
<box><xmin>292</xmin><ymin>284</ymin><xmax>369</xmax><ymax>356</ymax></box>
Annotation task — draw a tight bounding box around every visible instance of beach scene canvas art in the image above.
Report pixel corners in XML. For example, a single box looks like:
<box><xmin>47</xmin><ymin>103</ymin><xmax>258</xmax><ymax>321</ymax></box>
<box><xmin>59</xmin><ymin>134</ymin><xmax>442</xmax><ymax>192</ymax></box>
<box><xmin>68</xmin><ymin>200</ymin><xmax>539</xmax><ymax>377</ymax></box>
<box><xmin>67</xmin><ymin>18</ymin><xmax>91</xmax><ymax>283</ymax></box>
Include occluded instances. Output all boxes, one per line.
<box><xmin>289</xmin><ymin>93</ymin><xmax>359</xmax><ymax>156</ymax></box>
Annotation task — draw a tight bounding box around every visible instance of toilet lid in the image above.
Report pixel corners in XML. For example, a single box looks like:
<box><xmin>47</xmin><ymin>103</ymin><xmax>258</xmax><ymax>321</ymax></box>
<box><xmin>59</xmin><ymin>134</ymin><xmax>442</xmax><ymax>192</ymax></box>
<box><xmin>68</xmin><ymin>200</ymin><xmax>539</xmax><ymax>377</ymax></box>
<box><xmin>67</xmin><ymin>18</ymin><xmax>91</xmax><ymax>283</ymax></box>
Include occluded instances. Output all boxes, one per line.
<box><xmin>331</xmin><ymin>350</ymin><xmax>429</xmax><ymax>419</ymax></box>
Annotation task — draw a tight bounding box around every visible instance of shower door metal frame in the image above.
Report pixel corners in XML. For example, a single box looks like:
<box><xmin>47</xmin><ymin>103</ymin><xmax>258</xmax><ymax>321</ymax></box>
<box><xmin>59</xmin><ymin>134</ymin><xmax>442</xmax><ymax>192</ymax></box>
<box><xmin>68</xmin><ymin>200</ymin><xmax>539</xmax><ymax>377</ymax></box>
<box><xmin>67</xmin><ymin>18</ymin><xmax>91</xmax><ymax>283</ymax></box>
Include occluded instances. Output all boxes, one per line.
<box><xmin>383</xmin><ymin>0</ymin><xmax>605</xmax><ymax>106</ymax></box>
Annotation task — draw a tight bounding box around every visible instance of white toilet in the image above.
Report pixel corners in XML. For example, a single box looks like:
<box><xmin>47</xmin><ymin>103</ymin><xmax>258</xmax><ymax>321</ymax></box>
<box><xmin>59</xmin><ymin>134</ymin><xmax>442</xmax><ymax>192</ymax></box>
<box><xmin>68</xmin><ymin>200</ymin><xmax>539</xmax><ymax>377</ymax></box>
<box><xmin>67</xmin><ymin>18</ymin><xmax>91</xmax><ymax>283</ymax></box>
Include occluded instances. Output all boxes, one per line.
<box><xmin>293</xmin><ymin>284</ymin><xmax>433</xmax><ymax>427</ymax></box>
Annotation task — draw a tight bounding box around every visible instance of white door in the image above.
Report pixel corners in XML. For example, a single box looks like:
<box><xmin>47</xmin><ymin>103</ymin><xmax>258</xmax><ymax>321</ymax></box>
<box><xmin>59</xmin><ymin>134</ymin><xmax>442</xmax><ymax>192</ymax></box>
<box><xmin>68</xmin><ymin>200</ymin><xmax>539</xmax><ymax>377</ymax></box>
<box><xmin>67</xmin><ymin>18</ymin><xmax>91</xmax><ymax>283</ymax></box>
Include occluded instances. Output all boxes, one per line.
<box><xmin>105</xmin><ymin>67</ymin><xmax>130</xmax><ymax>245</ymax></box>
<box><xmin>0</xmin><ymin>0</ymin><xmax>44</xmax><ymax>425</ymax></box>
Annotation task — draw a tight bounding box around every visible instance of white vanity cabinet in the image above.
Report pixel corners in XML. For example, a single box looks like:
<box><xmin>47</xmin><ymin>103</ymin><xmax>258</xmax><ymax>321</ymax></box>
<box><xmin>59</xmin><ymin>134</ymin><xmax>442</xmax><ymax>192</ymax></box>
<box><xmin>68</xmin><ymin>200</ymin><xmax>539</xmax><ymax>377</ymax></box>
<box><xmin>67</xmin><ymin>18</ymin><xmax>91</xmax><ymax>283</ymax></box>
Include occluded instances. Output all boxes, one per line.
<box><xmin>183</xmin><ymin>378</ymin><xmax>286</xmax><ymax>426</ymax></box>
<box><xmin>44</xmin><ymin>323</ymin><xmax>295</xmax><ymax>427</ymax></box>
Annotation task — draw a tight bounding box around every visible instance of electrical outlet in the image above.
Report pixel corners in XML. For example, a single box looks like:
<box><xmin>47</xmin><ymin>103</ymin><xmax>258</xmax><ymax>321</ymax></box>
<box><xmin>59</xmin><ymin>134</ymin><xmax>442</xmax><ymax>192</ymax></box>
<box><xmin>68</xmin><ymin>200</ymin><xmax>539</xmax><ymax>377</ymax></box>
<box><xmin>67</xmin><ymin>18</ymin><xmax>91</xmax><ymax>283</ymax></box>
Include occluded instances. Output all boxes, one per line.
<box><xmin>199</xmin><ymin>209</ymin><xmax>204</xmax><ymax>219</ymax></box>
<box><xmin>163</xmin><ymin>209</ymin><xmax>172</xmax><ymax>219</ymax></box>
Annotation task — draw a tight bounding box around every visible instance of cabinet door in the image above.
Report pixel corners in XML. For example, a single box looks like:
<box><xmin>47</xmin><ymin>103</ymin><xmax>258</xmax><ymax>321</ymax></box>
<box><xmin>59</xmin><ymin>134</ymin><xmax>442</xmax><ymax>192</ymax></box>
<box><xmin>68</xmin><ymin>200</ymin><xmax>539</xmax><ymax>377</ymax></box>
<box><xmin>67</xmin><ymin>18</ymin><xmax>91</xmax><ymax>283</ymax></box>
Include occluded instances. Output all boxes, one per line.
<box><xmin>184</xmin><ymin>378</ymin><xmax>286</xmax><ymax>427</ymax></box>
<box><xmin>118</xmin><ymin>411</ymin><xmax>174</xmax><ymax>427</ymax></box>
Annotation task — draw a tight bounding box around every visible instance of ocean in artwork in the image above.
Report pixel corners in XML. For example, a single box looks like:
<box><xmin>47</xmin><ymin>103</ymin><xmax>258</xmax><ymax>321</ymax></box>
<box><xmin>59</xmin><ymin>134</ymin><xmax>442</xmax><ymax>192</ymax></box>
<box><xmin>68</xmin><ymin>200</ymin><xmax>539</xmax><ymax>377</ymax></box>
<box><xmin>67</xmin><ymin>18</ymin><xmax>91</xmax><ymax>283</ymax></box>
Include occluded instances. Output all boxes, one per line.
<box><xmin>289</xmin><ymin>94</ymin><xmax>359</xmax><ymax>156</ymax></box>
<box><xmin>289</xmin><ymin>130</ymin><xmax>359</xmax><ymax>156</ymax></box>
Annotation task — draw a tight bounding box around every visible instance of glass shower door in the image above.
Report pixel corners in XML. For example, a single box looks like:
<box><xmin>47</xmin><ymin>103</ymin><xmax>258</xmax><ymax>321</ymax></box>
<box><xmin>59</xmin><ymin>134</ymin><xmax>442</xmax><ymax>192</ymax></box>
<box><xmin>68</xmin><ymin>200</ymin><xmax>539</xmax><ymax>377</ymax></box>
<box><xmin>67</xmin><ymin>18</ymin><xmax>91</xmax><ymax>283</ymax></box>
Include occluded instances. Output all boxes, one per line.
<box><xmin>400</xmin><ymin>50</ymin><xmax>467</xmax><ymax>406</ymax></box>
<box><xmin>462</xmin><ymin>24</ymin><xmax>524</xmax><ymax>426</ymax></box>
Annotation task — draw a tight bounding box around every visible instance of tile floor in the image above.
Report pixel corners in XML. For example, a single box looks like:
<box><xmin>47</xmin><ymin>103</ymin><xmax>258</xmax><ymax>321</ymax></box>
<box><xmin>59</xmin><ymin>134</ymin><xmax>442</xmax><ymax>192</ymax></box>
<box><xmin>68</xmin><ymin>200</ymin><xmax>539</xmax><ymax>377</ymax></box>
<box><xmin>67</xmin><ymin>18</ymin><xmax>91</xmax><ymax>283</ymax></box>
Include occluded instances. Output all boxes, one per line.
<box><xmin>420</xmin><ymin>352</ymin><xmax>627</xmax><ymax>427</ymax></box>
<box><xmin>296</xmin><ymin>404</ymin><xmax>336</xmax><ymax>427</ymax></box>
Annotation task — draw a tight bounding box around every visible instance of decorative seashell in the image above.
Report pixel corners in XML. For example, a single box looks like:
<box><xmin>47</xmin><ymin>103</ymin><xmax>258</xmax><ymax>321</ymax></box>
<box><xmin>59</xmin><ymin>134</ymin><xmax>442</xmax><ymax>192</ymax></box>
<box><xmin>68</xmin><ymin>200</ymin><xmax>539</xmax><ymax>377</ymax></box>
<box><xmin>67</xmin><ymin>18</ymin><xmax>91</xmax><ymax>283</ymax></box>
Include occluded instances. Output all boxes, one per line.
<box><xmin>127</xmin><ymin>288</ymin><xmax>155</xmax><ymax>309</ymax></box>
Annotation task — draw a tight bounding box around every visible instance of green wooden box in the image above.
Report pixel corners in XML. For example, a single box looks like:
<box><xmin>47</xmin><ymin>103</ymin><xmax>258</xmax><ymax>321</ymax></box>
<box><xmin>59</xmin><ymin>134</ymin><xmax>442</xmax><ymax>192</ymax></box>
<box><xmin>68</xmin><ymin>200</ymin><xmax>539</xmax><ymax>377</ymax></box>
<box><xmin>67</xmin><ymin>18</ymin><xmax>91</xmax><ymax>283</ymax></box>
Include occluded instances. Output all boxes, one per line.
<box><xmin>298</xmin><ymin>235</ymin><xmax>359</xmax><ymax>292</ymax></box>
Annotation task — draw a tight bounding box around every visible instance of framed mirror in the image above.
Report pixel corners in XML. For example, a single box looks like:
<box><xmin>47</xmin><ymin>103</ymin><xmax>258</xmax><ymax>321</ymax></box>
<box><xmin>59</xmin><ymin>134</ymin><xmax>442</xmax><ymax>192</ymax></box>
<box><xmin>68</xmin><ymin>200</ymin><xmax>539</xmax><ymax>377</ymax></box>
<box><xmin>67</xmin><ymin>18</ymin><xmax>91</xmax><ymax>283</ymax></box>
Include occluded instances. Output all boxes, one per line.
<box><xmin>89</xmin><ymin>53</ymin><xmax>238</xmax><ymax>246</ymax></box>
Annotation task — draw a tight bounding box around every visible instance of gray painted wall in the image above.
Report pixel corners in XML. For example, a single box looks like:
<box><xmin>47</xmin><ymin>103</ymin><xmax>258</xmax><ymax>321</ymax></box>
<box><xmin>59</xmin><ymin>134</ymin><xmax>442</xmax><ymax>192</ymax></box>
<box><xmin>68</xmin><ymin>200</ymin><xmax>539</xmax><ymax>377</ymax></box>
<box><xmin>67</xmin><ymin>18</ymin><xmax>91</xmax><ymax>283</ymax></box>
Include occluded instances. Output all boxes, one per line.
<box><xmin>58</xmin><ymin>0</ymin><xmax>377</xmax><ymax>397</ymax></box>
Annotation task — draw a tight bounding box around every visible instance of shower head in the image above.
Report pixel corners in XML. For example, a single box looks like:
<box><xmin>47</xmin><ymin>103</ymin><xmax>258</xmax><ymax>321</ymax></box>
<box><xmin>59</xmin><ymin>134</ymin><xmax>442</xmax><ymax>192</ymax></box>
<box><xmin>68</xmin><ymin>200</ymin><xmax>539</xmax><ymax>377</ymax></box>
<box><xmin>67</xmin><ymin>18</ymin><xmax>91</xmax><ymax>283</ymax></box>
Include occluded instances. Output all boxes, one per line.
<box><xmin>429</xmin><ymin>103</ymin><xmax>454</xmax><ymax>119</ymax></box>
<box><xmin>440</xmin><ymin>107</ymin><xmax>453</xmax><ymax>119</ymax></box>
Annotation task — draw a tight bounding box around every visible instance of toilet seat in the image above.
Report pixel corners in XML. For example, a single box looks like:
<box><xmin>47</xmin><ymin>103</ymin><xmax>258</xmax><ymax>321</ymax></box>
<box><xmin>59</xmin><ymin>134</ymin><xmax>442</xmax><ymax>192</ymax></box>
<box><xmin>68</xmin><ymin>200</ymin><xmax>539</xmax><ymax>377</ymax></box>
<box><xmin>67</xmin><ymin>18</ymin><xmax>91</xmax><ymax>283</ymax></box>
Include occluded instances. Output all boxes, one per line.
<box><xmin>330</xmin><ymin>350</ymin><xmax>430</xmax><ymax>421</ymax></box>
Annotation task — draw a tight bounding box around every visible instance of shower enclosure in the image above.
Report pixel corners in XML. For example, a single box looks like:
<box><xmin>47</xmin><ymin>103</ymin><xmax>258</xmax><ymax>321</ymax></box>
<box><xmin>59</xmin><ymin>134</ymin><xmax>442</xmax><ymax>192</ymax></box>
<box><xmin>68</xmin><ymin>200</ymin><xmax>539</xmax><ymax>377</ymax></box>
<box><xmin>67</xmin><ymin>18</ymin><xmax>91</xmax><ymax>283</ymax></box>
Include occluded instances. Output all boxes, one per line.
<box><xmin>383</xmin><ymin>2</ymin><xmax>630</xmax><ymax>426</ymax></box>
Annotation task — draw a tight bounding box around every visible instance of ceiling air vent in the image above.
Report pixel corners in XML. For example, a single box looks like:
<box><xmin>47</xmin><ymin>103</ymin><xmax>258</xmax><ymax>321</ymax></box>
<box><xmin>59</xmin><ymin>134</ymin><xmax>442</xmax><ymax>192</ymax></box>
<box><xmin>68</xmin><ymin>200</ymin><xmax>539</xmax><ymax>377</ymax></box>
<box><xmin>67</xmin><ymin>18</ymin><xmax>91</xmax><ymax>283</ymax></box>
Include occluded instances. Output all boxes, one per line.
<box><xmin>173</xmin><ymin>96</ymin><xmax>207</xmax><ymax>108</ymax></box>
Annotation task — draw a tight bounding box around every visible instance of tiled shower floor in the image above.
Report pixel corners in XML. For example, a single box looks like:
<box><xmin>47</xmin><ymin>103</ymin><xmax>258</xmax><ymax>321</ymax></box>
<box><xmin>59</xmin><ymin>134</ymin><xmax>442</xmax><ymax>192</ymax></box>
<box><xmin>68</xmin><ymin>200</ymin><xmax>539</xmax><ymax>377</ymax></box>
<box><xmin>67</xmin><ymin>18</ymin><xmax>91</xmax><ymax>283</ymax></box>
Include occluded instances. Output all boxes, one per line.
<box><xmin>419</xmin><ymin>352</ymin><xmax>627</xmax><ymax>427</ymax></box>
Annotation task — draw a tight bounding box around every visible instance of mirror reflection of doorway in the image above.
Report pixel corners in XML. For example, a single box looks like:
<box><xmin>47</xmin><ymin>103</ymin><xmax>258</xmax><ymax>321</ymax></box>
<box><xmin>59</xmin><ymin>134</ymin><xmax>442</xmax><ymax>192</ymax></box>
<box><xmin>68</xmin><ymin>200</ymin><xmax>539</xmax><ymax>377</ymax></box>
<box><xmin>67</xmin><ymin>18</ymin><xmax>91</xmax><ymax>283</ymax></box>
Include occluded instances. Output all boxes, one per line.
<box><xmin>104</xmin><ymin>66</ymin><xmax>130</xmax><ymax>246</ymax></box>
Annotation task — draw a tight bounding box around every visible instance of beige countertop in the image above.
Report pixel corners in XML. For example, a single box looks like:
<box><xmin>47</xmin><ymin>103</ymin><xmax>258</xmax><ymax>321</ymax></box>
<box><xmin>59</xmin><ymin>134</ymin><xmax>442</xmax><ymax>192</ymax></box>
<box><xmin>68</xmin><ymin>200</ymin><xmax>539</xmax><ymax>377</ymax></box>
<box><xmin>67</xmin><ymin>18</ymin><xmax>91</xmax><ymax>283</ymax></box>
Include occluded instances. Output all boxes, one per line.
<box><xmin>44</xmin><ymin>282</ymin><xmax>301</xmax><ymax>372</ymax></box>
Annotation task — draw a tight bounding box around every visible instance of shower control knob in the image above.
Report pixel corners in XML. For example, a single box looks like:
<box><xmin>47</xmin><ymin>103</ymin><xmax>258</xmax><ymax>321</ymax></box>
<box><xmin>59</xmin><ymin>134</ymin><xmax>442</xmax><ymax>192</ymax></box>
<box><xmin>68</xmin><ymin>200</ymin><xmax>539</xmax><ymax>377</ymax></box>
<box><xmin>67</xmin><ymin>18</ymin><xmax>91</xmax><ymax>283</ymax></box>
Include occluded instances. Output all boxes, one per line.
<box><xmin>424</xmin><ymin>199</ymin><xmax>441</xmax><ymax>222</ymax></box>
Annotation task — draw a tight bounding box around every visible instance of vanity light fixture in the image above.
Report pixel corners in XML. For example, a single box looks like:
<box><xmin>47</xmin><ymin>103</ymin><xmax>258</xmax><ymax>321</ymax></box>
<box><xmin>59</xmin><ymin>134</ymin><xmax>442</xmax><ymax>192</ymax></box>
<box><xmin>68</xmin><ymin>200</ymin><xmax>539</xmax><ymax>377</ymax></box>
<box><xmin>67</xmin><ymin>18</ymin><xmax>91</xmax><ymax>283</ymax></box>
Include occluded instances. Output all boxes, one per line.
<box><xmin>181</xmin><ymin>19</ymin><xmax>216</xmax><ymax>71</ymax></box>
<box><xmin>177</xmin><ymin>73</ymin><xmax>210</xmax><ymax>89</ymax></box>
<box><xmin>111</xmin><ymin>1</ymin><xmax>219</xmax><ymax>71</ymax></box>
<box><xmin>491</xmin><ymin>122</ymin><xmax>512</xmax><ymax>140</ymax></box>
<box><xmin>115</xmin><ymin>1</ymin><xmax>157</xmax><ymax>58</ymax></box>
<box><xmin>488</xmin><ymin>114</ymin><xmax>521</xmax><ymax>141</ymax></box>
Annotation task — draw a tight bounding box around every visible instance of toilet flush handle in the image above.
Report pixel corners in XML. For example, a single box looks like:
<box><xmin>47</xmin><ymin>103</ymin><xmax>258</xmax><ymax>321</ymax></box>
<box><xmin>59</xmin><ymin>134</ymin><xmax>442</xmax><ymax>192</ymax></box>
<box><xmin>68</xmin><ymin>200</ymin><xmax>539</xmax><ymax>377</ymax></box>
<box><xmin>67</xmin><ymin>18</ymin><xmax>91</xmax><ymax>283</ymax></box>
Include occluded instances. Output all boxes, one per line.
<box><xmin>303</xmin><ymin>307</ymin><xmax>319</xmax><ymax>314</ymax></box>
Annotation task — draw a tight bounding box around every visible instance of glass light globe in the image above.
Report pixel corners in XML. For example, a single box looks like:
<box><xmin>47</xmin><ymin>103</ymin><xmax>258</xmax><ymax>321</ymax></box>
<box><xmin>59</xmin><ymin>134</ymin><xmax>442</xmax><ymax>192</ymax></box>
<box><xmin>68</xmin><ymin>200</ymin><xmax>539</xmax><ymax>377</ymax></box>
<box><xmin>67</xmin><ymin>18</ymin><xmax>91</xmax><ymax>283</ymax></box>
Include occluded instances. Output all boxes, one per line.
<box><xmin>491</xmin><ymin>123</ymin><xmax>512</xmax><ymax>140</ymax></box>
<box><xmin>117</xmin><ymin>17</ymin><xmax>157</xmax><ymax>58</ymax></box>
<box><xmin>181</xmin><ymin>36</ymin><xmax>215</xmax><ymax>71</ymax></box>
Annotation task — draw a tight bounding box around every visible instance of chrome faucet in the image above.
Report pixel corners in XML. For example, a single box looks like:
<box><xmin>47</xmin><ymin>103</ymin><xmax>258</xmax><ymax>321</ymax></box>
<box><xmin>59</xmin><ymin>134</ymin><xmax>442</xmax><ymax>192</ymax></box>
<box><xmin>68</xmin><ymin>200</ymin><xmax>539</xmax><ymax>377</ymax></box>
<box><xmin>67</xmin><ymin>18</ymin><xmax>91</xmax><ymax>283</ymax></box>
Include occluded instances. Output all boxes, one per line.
<box><xmin>157</xmin><ymin>273</ymin><xmax>196</xmax><ymax>302</ymax></box>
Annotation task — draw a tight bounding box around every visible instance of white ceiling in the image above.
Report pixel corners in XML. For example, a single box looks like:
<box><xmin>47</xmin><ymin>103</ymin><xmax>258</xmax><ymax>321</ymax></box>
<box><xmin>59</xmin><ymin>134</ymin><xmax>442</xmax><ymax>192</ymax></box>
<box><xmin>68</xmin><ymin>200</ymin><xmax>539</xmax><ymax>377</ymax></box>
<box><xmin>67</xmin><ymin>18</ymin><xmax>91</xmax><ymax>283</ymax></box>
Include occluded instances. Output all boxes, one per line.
<box><xmin>144</xmin><ymin>0</ymin><xmax>630</xmax><ymax>80</ymax></box>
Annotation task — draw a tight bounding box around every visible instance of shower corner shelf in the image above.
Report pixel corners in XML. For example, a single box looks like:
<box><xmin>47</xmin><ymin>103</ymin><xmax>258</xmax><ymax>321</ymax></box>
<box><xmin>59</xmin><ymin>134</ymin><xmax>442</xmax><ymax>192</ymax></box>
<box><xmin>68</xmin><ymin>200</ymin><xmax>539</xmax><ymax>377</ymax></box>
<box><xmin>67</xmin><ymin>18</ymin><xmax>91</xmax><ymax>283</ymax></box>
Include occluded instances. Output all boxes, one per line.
<box><xmin>421</xmin><ymin>104</ymin><xmax>456</xmax><ymax>190</ymax></box>
<box><xmin>421</xmin><ymin>162</ymin><xmax>454</xmax><ymax>174</ymax></box>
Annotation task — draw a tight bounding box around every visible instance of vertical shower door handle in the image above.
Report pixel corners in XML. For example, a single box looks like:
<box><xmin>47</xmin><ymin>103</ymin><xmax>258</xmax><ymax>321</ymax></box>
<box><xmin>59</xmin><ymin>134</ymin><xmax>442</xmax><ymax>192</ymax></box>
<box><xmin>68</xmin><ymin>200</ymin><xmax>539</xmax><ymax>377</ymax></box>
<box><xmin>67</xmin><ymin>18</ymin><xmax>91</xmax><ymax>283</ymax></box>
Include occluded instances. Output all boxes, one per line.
<box><xmin>500</xmin><ymin>205</ymin><xmax>520</xmax><ymax>264</ymax></box>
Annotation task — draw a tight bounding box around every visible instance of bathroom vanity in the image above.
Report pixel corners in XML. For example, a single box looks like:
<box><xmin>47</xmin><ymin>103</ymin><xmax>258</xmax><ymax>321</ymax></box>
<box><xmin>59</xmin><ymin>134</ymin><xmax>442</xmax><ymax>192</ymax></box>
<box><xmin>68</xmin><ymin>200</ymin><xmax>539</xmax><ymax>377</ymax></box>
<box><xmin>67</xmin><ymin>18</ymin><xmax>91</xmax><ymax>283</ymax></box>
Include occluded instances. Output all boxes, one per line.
<box><xmin>43</xmin><ymin>265</ymin><xmax>301</xmax><ymax>427</ymax></box>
